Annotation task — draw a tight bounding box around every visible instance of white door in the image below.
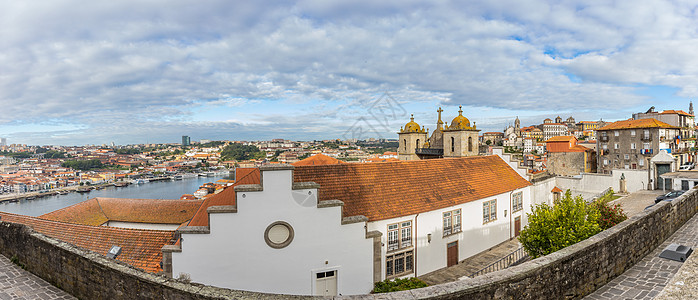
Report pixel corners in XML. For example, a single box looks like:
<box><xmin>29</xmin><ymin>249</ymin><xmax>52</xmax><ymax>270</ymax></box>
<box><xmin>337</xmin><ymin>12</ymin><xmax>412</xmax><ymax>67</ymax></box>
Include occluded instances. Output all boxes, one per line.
<box><xmin>315</xmin><ymin>270</ymin><xmax>337</xmax><ymax>296</ymax></box>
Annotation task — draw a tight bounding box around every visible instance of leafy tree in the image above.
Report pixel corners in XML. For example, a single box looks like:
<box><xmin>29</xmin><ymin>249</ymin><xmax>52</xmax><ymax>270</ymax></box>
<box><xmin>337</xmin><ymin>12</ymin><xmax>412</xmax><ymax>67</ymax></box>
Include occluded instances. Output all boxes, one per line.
<box><xmin>485</xmin><ymin>140</ymin><xmax>492</xmax><ymax>145</ymax></box>
<box><xmin>373</xmin><ymin>278</ymin><xmax>428</xmax><ymax>293</ymax></box>
<box><xmin>220</xmin><ymin>144</ymin><xmax>263</xmax><ymax>161</ymax></box>
<box><xmin>61</xmin><ymin>159</ymin><xmax>104</xmax><ymax>170</ymax></box>
<box><xmin>43</xmin><ymin>150</ymin><xmax>65</xmax><ymax>159</ymax></box>
<box><xmin>519</xmin><ymin>190</ymin><xmax>602</xmax><ymax>258</ymax></box>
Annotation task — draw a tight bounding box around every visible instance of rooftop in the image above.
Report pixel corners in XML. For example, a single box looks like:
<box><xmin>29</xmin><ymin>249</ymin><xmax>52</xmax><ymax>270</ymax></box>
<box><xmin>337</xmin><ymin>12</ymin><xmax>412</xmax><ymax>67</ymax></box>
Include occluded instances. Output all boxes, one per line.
<box><xmin>597</xmin><ymin>118</ymin><xmax>679</xmax><ymax>131</ymax></box>
<box><xmin>0</xmin><ymin>211</ymin><xmax>173</xmax><ymax>272</ymax></box>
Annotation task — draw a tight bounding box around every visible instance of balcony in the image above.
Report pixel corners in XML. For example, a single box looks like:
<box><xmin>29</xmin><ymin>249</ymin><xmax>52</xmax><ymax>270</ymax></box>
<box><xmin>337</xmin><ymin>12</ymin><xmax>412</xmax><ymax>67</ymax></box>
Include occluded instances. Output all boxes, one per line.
<box><xmin>640</xmin><ymin>149</ymin><xmax>653</xmax><ymax>155</ymax></box>
<box><xmin>641</xmin><ymin>134</ymin><xmax>652</xmax><ymax>141</ymax></box>
<box><xmin>415</xmin><ymin>148</ymin><xmax>444</xmax><ymax>156</ymax></box>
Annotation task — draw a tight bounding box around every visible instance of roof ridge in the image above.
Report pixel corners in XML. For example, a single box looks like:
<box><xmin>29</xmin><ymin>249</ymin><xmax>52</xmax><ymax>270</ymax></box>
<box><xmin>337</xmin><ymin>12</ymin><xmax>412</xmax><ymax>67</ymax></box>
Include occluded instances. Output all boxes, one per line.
<box><xmin>94</xmin><ymin>197</ymin><xmax>110</xmax><ymax>222</ymax></box>
<box><xmin>16</xmin><ymin>211</ymin><xmax>176</xmax><ymax>234</ymax></box>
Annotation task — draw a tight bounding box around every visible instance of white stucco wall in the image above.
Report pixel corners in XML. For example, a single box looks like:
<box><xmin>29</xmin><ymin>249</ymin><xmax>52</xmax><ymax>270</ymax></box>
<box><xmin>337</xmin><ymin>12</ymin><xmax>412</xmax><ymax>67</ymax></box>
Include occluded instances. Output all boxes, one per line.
<box><xmin>531</xmin><ymin>177</ymin><xmax>556</xmax><ymax>207</ymax></box>
<box><xmin>172</xmin><ymin>169</ymin><xmax>374</xmax><ymax>296</ymax></box>
<box><xmin>555</xmin><ymin>169</ymin><xmax>647</xmax><ymax>200</ymax></box>
<box><xmin>367</xmin><ymin>187</ymin><xmax>531</xmax><ymax>280</ymax></box>
<box><xmin>102</xmin><ymin>221</ymin><xmax>180</xmax><ymax>231</ymax></box>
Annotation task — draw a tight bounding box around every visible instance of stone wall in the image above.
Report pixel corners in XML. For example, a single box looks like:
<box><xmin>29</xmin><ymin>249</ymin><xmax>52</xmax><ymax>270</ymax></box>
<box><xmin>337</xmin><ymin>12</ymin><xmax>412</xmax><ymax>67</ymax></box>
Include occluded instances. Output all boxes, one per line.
<box><xmin>0</xmin><ymin>187</ymin><xmax>696</xmax><ymax>299</ymax></box>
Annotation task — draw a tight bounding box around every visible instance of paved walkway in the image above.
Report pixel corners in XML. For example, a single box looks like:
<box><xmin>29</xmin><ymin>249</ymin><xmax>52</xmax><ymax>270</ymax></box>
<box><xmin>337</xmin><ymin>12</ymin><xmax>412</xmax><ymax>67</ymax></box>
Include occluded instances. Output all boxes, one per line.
<box><xmin>418</xmin><ymin>238</ymin><xmax>522</xmax><ymax>285</ymax></box>
<box><xmin>584</xmin><ymin>207</ymin><xmax>698</xmax><ymax>300</ymax></box>
<box><xmin>0</xmin><ymin>254</ymin><xmax>75</xmax><ymax>299</ymax></box>
<box><xmin>610</xmin><ymin>190</ymin><xmax>664</xmax><ymax>218</ymax></box>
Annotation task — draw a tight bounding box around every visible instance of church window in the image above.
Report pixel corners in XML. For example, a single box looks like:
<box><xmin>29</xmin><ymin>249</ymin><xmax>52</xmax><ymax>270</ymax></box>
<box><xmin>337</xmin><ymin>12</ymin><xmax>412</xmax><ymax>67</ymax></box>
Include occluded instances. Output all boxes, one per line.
<box><xmin>451</xmin><ymin>137</ymin><xmax>455</xmax><ymax>152</ymax></box>
<box><xmin>416</xmin><ymin>139</ymin><xmax>420</xmax><ymax>149</ymax></box>
<box><xmin>468</xmin><ymin>137</ymin><xmax>472</xmax><ymax>152</ymax></box>
<box><xmin>403</xmin><ymin>139</ymin><xmax>406</xmax><ymax>151</ymax></box>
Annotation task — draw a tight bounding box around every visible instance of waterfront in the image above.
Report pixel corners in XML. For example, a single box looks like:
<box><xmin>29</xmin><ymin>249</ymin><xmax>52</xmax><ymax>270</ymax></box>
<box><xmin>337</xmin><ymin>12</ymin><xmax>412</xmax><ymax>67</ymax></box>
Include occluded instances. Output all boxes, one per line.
<box><xmin>0</xmin><ymin>175</ymin><xmax>230</xmax><ymax>217</ymax></box>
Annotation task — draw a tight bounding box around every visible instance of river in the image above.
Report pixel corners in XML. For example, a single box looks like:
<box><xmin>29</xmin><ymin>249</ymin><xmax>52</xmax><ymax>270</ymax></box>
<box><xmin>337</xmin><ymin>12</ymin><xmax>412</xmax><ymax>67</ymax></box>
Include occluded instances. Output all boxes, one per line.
<box><xmin>0</xmin><ymin>175</ymin><xmax>231</xmax><ymax>217</ymax></box>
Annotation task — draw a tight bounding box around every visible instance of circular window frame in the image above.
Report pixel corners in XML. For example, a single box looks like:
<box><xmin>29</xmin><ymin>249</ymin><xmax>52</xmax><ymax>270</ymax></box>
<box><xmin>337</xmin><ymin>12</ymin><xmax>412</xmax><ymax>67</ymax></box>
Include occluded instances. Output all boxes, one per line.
<box><xmin>264</xmin><ymin>221</ymin><xmax>294</xmax><ymax>249</ymax></box>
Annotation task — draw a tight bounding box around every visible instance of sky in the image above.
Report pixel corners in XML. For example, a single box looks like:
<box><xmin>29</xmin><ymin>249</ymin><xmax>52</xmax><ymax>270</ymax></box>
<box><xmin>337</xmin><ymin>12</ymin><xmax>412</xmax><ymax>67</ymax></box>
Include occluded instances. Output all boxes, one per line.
<box><xmin>1</xmin><ymin>1</ymin><xmax>697</xmax><ymax>146</ymax></box>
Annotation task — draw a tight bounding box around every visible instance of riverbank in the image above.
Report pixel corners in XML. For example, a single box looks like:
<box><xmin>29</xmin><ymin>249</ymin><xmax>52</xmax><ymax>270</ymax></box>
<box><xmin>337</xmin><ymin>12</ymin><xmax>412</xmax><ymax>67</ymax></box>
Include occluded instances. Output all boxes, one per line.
<box><xmin>0</xmin><ymin>183</ymin><xmax>115</xmax><ymax>203</ymax></box>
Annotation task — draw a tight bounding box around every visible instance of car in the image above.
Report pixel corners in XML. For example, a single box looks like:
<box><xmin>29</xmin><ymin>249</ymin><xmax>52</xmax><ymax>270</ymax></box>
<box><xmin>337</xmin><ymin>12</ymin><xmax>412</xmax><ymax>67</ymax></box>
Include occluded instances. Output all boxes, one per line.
<box><xmin>655</xmin><ymin>190</ymin><xmax>686</xmax><ymax>203</ymax></box>
<box><xmin>679</xmin><ymin>163</ymin><xmax>695</xmax><ymax>170</ymax></box>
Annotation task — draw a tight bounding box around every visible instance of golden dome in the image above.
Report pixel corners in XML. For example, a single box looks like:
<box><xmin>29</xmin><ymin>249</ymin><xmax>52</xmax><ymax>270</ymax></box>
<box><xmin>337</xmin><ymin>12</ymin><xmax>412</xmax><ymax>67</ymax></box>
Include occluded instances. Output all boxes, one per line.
<box><xmin>447</xmin><ymin>106</ymin><xmax>475</xmax><ymax>130</ymax></box>
<box><xmin>401</xmin><ymin>114</ymin><xmax>425</xmax><ymax>133</ymax></box>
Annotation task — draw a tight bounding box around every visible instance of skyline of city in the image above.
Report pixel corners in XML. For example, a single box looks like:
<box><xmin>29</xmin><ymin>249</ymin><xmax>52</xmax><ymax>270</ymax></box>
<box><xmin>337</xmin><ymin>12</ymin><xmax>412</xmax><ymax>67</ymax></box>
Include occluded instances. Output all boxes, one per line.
<box><xmin>2</xmin><ymin>1</ymin><xmax>697</xmax><ymax>145</ymax></box>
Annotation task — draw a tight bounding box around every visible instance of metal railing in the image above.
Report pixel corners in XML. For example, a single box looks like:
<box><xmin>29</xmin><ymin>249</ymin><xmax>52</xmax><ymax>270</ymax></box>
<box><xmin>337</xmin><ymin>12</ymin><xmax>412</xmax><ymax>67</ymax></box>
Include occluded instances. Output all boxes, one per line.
<box><xmin>468</xmin><ymin>246</ymin><xmax>529</xmax><ymax>278</ymax></box>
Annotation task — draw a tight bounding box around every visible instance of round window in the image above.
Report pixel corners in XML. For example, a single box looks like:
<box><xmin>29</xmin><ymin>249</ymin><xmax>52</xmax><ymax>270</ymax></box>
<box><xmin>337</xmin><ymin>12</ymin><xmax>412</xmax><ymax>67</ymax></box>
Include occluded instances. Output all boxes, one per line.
<box><xmin>264</xmin><ymin>221</ymin><xmax>294</xmax><ymax>249</ymax></box>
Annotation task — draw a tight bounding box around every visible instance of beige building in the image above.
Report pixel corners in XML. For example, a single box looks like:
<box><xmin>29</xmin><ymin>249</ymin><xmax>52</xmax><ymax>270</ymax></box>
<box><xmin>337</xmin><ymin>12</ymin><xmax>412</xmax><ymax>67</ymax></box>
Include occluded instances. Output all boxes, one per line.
<box><xmin>398</xmin><ymin>106</ymin><xmax>479</xmax><ymax>160</ymax></box>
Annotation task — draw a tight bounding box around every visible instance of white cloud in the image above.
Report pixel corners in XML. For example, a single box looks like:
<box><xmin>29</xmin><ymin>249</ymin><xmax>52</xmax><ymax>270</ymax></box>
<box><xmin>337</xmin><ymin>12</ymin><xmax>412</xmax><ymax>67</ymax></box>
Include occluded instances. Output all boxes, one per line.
<box><xmin>0</xmin><ymin>0</ymin><xmax>696</xmax><ymax>144</ymax></box>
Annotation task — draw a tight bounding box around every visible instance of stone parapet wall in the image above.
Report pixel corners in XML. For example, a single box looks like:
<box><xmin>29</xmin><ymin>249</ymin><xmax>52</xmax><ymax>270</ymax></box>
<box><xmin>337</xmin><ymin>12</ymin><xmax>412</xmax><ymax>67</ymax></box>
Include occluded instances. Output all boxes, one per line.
<box><xmin>0</xmin><ymin>187</ymin><xmax>696</xmax><ymax>299</ymax></box>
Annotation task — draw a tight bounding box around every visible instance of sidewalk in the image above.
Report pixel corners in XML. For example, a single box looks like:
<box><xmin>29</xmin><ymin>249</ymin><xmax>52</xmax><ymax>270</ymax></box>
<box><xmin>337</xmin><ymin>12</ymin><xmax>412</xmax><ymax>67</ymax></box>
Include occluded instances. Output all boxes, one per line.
<box><xmin>418</xmin><ymin>238</ymin><xmax>522</xmax><ymax>285</ymax></box>
<box><xmin>0</xmin><ymin>254</ymin><xmax>75</xmax><ymax>299</ymax></box>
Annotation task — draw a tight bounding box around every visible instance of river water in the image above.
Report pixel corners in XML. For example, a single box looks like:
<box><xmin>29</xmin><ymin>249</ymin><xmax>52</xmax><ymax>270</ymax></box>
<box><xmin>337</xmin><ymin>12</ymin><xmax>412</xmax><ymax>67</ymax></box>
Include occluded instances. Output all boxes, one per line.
<box><xmin>0</xmin><ymin>175</ymin><xmax>231</xmax><ymax>217</ymax></box>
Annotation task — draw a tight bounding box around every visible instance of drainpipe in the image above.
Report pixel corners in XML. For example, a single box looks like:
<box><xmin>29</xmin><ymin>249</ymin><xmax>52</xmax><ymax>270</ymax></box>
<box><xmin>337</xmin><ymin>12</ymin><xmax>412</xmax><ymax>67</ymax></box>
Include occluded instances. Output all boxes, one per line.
<box><xmin>509</xmin><ymin>190</ymin><xmax>514</xmax><ymax>240</ymax></box>
<box><xmin>414</xmin><ymin>213</ymin><xmax>419</xmax><ymax>277</ymax></box>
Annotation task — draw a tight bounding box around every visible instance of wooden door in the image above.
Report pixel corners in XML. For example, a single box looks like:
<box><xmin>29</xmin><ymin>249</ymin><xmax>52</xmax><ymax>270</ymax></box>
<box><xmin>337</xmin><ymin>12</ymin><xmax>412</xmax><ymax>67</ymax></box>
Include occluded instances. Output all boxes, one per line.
<box><xmin>514</xmin><ymin>216</ymin><xmax>521</xmax><ymax>237</ymax></box>
<box><xmin>447</xmin><ymin>241</ymin><xmax>458</xmax><ymax>267</ymax></box>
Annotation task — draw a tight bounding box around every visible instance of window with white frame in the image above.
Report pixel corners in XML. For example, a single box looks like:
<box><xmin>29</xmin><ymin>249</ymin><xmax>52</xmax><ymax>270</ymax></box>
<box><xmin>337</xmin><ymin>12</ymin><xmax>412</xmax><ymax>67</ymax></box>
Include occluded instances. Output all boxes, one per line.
<box><xmin>639</xmin><ymin>159</ymin><xmax>644</xmax><ymax>166</ymax></box>
<box><xmin>624</xmin><ymin>154</ymin><xmax>629</xmax><ymax>160</ymax></box>
<box><xmin>443</xmin><ymin>209</ymin><xmax>461</xmax><ymax>236</ymax></box>
<box><xmin>643</xmin><ymin>143</ymin><xmax>650</xmax><ymax>150</ymax></box>
<box><xmin>631</xmin><ymin>130</ymin><xmax>636</xmax><ymax>136</ymax></box>
<box><xmin>512</xmin><ymin>191</ymin><xmax>523</xmax><ymax>212</ymax></box>
<box><xmin>614</xmin><ymin>131</ymin><xmax>619</xmax><ymax>136</ymax></box>
<box><xmin>386</xmin><ymin>250</ymin><xmax>413</xmax><ymax>277</ymax></box>
<box><xmin>604</xmin><ymin>159</ymin><xmax>608</xmax><ymax>165</ymax></box>
<box><xmin>602</xmin><ymin>144</ymin><xmax>608</xmax><ymax>150</ymax></box>
<box><xmin>631</xmin><ymin>143</ymin><xmax>636</xmax><ymax>149</ymax></box>
<box><xmin>483</xmin><ymin>200</ymin><xmax>497</xmax><ymax>223</ymax></box>
<box><xmin>387</xmin><ymin>221</ymin><xmax>412</xmax><ymax>251</ymax></box>
<box><xmin>614</xmin><ymin>143</ymin><xmax>619</xmax><ymax>149</ymax></box>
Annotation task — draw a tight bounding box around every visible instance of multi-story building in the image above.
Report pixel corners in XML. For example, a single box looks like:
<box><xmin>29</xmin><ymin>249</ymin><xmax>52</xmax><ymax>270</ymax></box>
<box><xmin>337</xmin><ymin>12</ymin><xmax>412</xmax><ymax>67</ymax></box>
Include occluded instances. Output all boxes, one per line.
<box><xmin>542</xmin><ymin>122</ymin><xmax>569</xmax><ymax>141</ymax></box>
<box><xmin>632</xmin><ymin>105</ymin><xmax>695</xmax><ymax>139</ymax></box>
<box><xmin>546</xmin><ymin>136</ymin><xmax>596</xmax><ymax>176</ymax></box>
<box><xmin>596</xmin><ymin>119</ymin><xmax>679</xmax><ymax>174</ymax></box>
<box><xmin>482</xmin><ymin>132</ymin><xmax>504</xmax><ymax>146</ymax></box>
<box><xmin>181</xmin><ymin>136</ymin><xmax>191</xmax><ymax>146</ymax></box>
<box><xmin>521</xmin><ymin>126</ymin><xmax>543</xmax><ymax>140</ymax></box>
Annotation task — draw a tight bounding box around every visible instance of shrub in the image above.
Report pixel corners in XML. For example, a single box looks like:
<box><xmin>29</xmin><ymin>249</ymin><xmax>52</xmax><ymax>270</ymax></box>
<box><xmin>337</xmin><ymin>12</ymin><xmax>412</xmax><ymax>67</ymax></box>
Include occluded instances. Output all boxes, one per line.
<box><xmin>372</xmin><ymin>277</ymin><xmax>428</xmax><ymax>293</ymax></box>
<box><xmin>519</xmin><ymin>190</ymin><xmax>602</xmax><ymax>258</ymax></box>
<box><xmin>589</xmin><ymin>189</ymin><xmax>627</xmax><ymax>230</ymax></box>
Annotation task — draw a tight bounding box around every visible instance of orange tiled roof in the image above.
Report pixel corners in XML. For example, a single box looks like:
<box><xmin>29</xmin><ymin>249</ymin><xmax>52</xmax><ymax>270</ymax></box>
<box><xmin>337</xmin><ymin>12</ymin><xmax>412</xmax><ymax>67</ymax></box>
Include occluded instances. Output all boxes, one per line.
<box><xmin>40</xmin><ymin>198</ymin><xmax>203</xmax><ymax>226</ymax></box>
<box><xmin>187</xmin><ymin>167</ymin><xmax>262</xmax><ymax>227</ymax></box>
<box><xmin>364</xmin><ymin>157</ymin><xmax>400</xmax><ymax>163</ymax></box>
<box><xmin>660</xmin><ymin>110</ymin><xmax>694</xmax><ymax>117</ymax></box>
<box><xmin>0</xmin><ymin>212</ymin><xmax>173</xmax><ymax>273</ymax></box>
<box><xmin>294</xmin><ymin>156</ymin><xmax>531</xmax><ymax>221</ymax></box>
<box><xmin>551</xmin><ymin>186</ymin><xmax>563</xmax><ymax>193</ymax></box>
<box><xmin>291</xmin><ymin>153</ymin><xmax>346</xmax><ymax>166</ymax></box>
<box><xmin>597</xmin><ymin>118</ymin><xmax>679</xmax><ymax>131</ymax></box>
<box><xmin>546</xmin><ymin>136</ymin><xmax>575</xmax><ymax>143</ymax></box>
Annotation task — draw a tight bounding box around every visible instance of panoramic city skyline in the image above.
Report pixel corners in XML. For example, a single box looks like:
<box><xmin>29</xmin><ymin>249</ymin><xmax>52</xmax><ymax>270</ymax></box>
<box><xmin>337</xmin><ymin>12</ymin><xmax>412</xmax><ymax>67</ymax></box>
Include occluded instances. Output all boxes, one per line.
<box><xmin>2</xmin><ymin>1</ymin><xmax>697</xmax><ymax>145</ymax></box>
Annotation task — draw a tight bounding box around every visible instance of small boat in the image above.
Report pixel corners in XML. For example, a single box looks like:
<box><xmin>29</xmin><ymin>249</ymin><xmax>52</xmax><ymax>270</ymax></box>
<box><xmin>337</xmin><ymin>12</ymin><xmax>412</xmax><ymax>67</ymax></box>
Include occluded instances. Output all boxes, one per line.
<box><xmin>114</xmin><ymin>182</ymin><xmax>129</xmax><ymax>187</ymax></box>
<box><xmin>173</xmin><ymin>175</ymin><xmax>183</xmax><ymax>180</ymax></box>
<box><xmin>76</xmin><ymin>187</ymin><xmax>92</xmax><ymax>193</ymax></box>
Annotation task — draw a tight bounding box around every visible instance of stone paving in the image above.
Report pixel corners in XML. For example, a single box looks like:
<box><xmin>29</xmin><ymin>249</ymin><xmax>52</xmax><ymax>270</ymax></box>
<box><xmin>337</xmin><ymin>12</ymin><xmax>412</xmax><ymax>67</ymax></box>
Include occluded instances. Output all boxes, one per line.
<box><xmin>610</xmin><ymin>190</ymin><xmax>664</xmax><ymax>218</ymax></box>
<box><xmin>584</xmin><ymin>207</ymin><xmax>698</xmax><ymax>300</ymax></box>
<box><xmin>418</xmin><ymin>238</ymin><xmax>522</xmax><ymax>285</ymax></box>
<box><xmin>0</xmin><ymin>254</ymin><xmax>75</xmax><ymax>300</ymax></box>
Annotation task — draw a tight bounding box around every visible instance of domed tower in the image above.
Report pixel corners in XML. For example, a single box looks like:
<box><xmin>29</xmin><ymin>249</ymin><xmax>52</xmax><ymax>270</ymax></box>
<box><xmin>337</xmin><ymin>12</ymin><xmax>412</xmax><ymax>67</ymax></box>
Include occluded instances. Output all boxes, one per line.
<box><xmin>398</xmin><ymin>114</ymin><xmax>427</xmax><ymax>161</ymax></box>
<box><xmin>443</xmin><ymin>106</ymin><xmax>480</xmax><ymax>157</ymax></box>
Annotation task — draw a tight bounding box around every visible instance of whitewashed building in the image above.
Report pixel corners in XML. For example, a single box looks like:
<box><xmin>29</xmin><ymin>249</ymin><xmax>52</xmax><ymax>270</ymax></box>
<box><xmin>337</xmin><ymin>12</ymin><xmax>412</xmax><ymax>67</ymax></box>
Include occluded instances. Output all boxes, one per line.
<box><xmin>167</xmin><ymin>155</ymin><xmax>532</xmax><ymax>296</ymax></box>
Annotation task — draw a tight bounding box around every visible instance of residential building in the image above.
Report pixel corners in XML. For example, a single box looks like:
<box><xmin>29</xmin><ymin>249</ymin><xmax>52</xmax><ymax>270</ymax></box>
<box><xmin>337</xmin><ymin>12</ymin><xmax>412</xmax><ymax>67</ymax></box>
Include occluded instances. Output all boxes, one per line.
<box><xmin>542</xmin><ymin>122</ymin><xmax>569</xmax><ymax>141</ymax></box>
<box><xmin>546</xmin><ymin>136</ymin><xmax>596</xmax><ymax>176</ymax></box>
<box><xmin>521</xmin><ymin>126</ymin><xmax>543</xmax><ymax>141</ymax></box>
<box><xmin>181</xmin><ymin>136</ymin><xmax>191</xmax><ymax>146</ymax></box>
<box><xmin>482</xmin><ymin>132</ymin><xmax>504</xmax><ymax>146</ymax></box>
<box><xmin>633</xmin><ymin>105</ymin><xmax>695</xmax><ymax>139</ymax></box>
<box><xmin>596</xmin><ymin>118</ymin><xmax>680</xmax><ymax>175</ymax></box>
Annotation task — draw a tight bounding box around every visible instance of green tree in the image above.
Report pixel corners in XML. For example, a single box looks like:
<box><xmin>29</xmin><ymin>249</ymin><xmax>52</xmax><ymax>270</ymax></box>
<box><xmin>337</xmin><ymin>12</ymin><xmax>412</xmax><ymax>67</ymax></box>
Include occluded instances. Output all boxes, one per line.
<box><xmin>61</xmin><ymin>159</ymin><xmax>104</xmax><ymax>170</ymax></box>
<box><xmin>519</xmin><ymin>190</ymin><xmax>602</xmax><ymax>258</ymax></box>
<box><xmin>220</xmin><ymin>143</ymin><xmax>263</xmax><ymax>161</ymax></box>
<box><xmin>588</xmin><ymin>189</ymin><xmax>627</xmax><ymax>230</ymax></box>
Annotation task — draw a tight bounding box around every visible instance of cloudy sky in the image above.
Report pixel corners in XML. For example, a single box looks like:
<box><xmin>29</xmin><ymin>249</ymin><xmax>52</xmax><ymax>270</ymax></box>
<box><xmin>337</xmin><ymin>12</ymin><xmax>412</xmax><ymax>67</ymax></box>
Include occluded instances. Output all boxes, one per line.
<box><xmin>1</xmin><ymin>1</ymin><xmax>697</xmax><ymax>145</ymax></box>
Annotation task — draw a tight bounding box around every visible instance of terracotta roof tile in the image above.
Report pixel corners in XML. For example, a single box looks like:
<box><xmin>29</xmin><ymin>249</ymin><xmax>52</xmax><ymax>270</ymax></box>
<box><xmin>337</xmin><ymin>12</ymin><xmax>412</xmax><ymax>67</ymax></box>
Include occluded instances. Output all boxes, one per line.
<box><xmin>0</xmin><ymin>212</ymin><xmax>173</xmax><ymax>273</ymax></box>
<box><xmin>40</xmin><ymin>198</ymin><xmax>202</xmax><ymax>225</ymax></box>
<box><xmin>660</xmin><ymin>110</ymin><xmax>694</xmax><ymax>117</ymax></box>
<box><xmin>294</xmin><ymin>156</ymin><xmax>531</xmax><ymax>221</ymax></box>
<box><xmin>235</xmin><ymin>168</ymin><xmax>261</xmax><ymax>184</ymax></box>
<box><xmin>597</xmin><ymin>118</ymin><xmax>679</xmax><ymax>131</ymax></box>
<box><xmin>292</xmin><ymin>154</ymin><xmax>346</xmax><ymax>166</ymax></box>
<box><xmin>551</xmin><ymin>186</ymin><xmax>563</xmax><ymax>193</ymax></box>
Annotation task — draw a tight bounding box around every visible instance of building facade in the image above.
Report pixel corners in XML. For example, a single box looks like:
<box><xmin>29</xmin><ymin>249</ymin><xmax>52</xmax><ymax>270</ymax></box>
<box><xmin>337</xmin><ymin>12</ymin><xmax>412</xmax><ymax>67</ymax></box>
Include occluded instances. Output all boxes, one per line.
<box><xmin>596</xmin><ymin>119</ymin><xmax>680</xmax><ymax>174</ymax></box>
